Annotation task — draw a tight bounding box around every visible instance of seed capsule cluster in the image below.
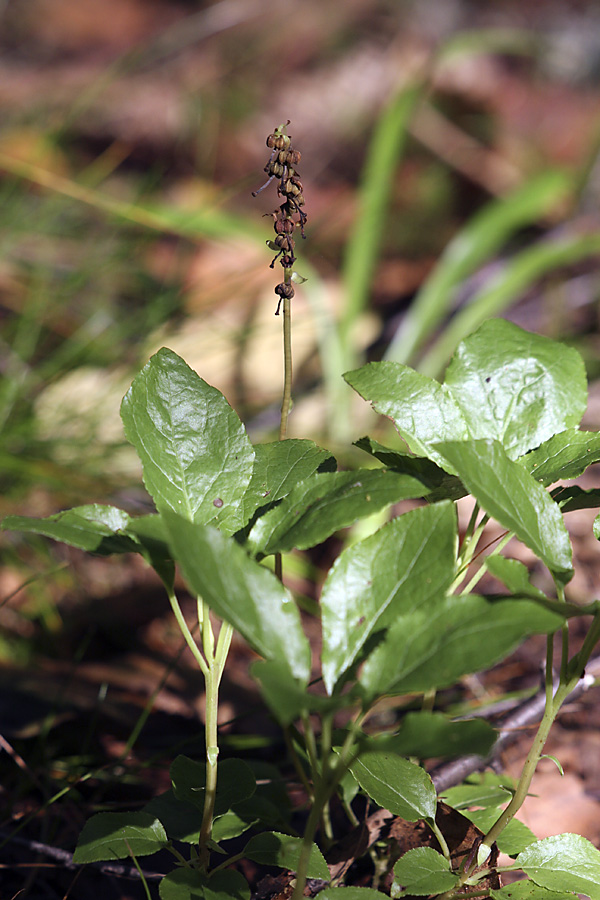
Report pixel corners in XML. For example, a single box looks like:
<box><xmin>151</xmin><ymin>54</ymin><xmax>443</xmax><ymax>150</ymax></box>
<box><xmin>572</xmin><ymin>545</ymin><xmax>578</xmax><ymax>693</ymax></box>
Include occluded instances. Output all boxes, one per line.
<box><xmin>253</xmin><ymin>121</ymin><xmax>307</xmax><ymax>314</ymax></box>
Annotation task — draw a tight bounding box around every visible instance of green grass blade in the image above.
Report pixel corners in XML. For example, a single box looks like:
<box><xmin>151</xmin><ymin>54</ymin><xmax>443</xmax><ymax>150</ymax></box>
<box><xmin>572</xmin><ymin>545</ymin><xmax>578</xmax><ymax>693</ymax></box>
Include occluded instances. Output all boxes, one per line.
<box><xmin>340</xmin><ymin>81</ymin><xmax>423</xmax><ymax>357</ymax></box>
<box><xmin>420</xmin><ymin>231</ymin><xmax>600</xmax><ymax>377</ymax></box>
<box><xmin>384</xmin><ymin>170</ymin><xmax>573</xmax><ymax>366</ymax></box>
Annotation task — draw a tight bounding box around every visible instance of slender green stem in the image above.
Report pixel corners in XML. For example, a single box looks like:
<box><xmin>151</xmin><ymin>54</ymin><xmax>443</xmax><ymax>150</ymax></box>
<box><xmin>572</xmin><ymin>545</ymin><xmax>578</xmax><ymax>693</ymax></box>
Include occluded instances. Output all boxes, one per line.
<box><xmin>429</xmin><ymin>819</ymin><xmax>451</xmax><ymax>862</ymax></box>
<box><xmin>284</xmin><ymin>725</ymin><xmax>314</xmax><ymax>799</ymax></box>
<box><xmin>167</xmin><ymin>588</ymin><xmax>209</xmax><ymax>678</ymax></box>
<box><xmin>460</xmin><ymin>532</ymin><xmax>513</xmax><ymax>595</ymax></box>
<box><xmin>199</xmin><ymin>665</ymin><xmax>219</xmax><ymax>871</ymax></box>
<box><xmin>477</xmin><ymin>616</ymin><xmax>600</xmax><ymax>862</ymax></box>
<box><xmin>279</xmin><ymin>270</ymin><xmax>293</xmax><ymax>440</ymax></box>
<box><xmin>290</xmin><ymin>712</ymin><xmax>366</xmax><ymax>900</ymax></box>
<box><xmin>301</xmin><ymin>712</ymin><xmax>320</xmax><ymax>779</ymax></box>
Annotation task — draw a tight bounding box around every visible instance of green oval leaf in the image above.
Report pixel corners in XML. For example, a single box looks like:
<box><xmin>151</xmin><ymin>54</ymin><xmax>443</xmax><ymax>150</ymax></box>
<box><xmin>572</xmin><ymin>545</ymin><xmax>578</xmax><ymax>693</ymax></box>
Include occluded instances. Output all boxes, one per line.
<box><xmin>444</xmin><ymin>320</ymin><xmax>587</xmax><ymax>459</ymax></box>
<box><xmin>143</xmin><ymin>789</ymin><xmax>201</xmax><ymax>844</ymax></box>
<box><xmin>492</xmin><ymin>879</ymin><xmax>579</xmax><ymax>899</ymax></box>
<box><xmin>159</xmin><ymin>868</ymin><xmax>250</xmax><ymax>900</ymax></box>
<box><xmin>121</xmin><ymin>348</ymin><xmax>254</xmax><ymax>534</ymax></box>
<box><xmin>72</xmin><ymin>811</ymin><xmax>167</xmax><ymax>863</ymax></box>
<box><xmin>365</xmin><ymin>711</ymin><xmax>496</xmax><ymax>759</ymax></box>
<box><xmin>243</xmin><ymin>831</ymin><xmax>329</xmax><ymax>880</ymax></box>
<box><xmin>2</xmin><ymin>505</ymin><xmax>134</xmax><ymax>554</ymax></box>
<box><xmin>248</xmin><ymin>468</ymin><xmax>434</xmax><ymax>556</ymax></box>
<box><xmin>393</xmin><ymin>846</ymin><xmax>458</xmax><ymax>895</ymax></box>
<box><xmin>321</xmin><ymin>501</ymin><xmax>457</xmax><ymax>694</ymax></box>
<box><xmin>463</xmin><ymin>808</ymin><xmax>536</xmax><ymax>857</ymax></box>
<box><xmin>163</xmin><ymin>513</ymin><xmax>311</xmax><ymax>682</ymax></box>
<box><xmin>170</xmin><ymin>756</ymin><xmax>256</xmax><ymax>817</ymax></box>
<box><xmin>520</xmin><ymin>428</ymin><xmax>600</xmax><ymax>486</ymax></box>
<box><xmin>359</xmin><ymin>594</ymin><xmax>564</xmax><ymax>697</ymax></box>
<box><xmin>436</xmin><ymin>439</ymin><xmax>573</xmax><ymax>583</ymax></box>
<box><xmin>516</xmin><ymin>833</ymin><xmax>600</xmax><ymax>898</ymax></box>
<box><xmin>349</xmin><ymin>752</ymin><xmax>436</xmax><ymax>821</ymax></box>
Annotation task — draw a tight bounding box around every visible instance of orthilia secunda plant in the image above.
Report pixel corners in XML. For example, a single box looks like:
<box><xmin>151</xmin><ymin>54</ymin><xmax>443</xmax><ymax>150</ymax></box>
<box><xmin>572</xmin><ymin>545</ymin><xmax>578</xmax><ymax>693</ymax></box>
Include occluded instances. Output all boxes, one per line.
<box><xmin>253</xmin><ymin>120</ymin><xmax>308</xmax><ymax>446</ymax></box>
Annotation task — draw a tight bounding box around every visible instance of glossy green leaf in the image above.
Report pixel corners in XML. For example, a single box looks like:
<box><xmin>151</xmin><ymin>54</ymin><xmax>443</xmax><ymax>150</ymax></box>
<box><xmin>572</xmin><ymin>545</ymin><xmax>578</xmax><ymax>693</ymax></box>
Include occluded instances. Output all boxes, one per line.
<box><xmin>354</xmin><ymin>436</ymin><xmax>466</xmax><ymax>501</ymax></box>
<box><xmin>163</xmin><ymin>513</ymin><xmax>311</xmax><ymax>682</ymax></box>
<box><xmin>143</xmin><ymin>789</ymin><xmax>201</xmax><ymax>844</ymax></box>
<box><xmin>366</xmin><ymin>711</ymin><xmax>496</xmax><ymax>759</ymax></box>
<box><xmin>520</xmin><ymin>428</ymin><xmax>600</xmax><ymax>486</ymax></box>
<box><xmin>2</xmin><ymin>506</ymin><xmax>175</xmax><ymax>586</ymax></box>
<box><xmin>436</xmin><ymin>439</ymin><xmax>573</xmax><ymax>583</ymax></box>
<box><xmin>240</xmin><ymin>439</ymin><xmax>336</xmax><ymax>523</ymax></box>
<box><xmin>243</xmin><ymin>831</ymin><xmax>329</xmax><ymax>880</ymax></box>
<box><xmin>392</xmin><ymin>847</ymin><xmax>458</xmax><ymax>895</ymax></box>
<box><xmin>485</xmin><ymin>556</ymin><xmax>547</xmax><ymax>602</ymax></box>
<box><xmin>516</xmin><ymin>833</ymin><xmax>600</xmax><ymax>898</ymax></box>
<box><xmin>121</xmin><ymin>348</ymin><xmax>254</xmax><ymax>534</ymax></box>
<box><xmin>385</xmin><ymin>170</ymin><xmax>572</xmax><ymax>365</ymax></box>
<box><xmin>248</xmin><ymin>468</ymin><xmax>434</xmax><ymax>556</ymax></box>
<box><xmin>443</xmin><ymin>320</ymin><xmax>587</xmax><ymax>459</ymax></box>
<box><xmin>170</xmin><ymin>756</ymin><xmax>255</xmax><ymax>816</ymax></box>
<box><xmin>492</xmin><ymin>880</ymin><xmax>578</xmax><ymax>899</ymax></box>
<box><xmin>321</xmin><ymin>501</ymin><xmax>457</xmax><ymax>694</ymax></box>
<box><xmin>211</xmin><ymin>808</ymin><xmax>258</xmax><ymax>842</ymax></box>
<box><xmin>421</xmin><ymin>232</ymin><xmax>600</xmax><ymax>378</ymax></box>
<box><xmin>345</xmin><ymin>362</ymin><xmax>468</xmax><ymax>473</ymax></box>
<box><xmin>2</xmin><ymin>505</ymin><xmax>135</xmax><ymax>554</ymax></box>
<box><xmin>73</xmin><ymin>812</ymin><xmax>167</xmax><ymax>863</ymax></box>
<box><xmin>359</xmin><ymin>594</ymin><xmax>564</xmax><ymax>697</ymax></box>
<box><xmin>349</xmin><ymin>752</ymin><xmax>436</xmax><ymax>821</ymax></box>
<box><xmin>159</xmin><ymin>868</ymin><xmax>250</xmax><ymax>900</ymax></box>
<box><xmin>463</xmin><ymin>809</ymin><xmax>536</xmax><ymax>857</ymax></box>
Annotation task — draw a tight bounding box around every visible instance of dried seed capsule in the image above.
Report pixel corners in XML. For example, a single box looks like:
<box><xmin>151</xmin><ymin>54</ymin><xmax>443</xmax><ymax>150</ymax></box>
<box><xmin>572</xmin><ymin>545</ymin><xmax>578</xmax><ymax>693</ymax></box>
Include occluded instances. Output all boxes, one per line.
<box><xmin>265</xmin><ymin>160</ymin><xmax>285</xmax><ymax>178</ymax></box>
<box><xmin>285</xmin><ymin>149</ymin><xmax>301</xmax><ymax>167</ymax></box>
<box><xmin>274</xmin><ymin>281</ymin><xmax>295</xmax><ymax>315</ymax></box>
<box><xmin>274</xmin><ymin>215</ymin><xmax>294</xmax><ymax>235</ymax></box>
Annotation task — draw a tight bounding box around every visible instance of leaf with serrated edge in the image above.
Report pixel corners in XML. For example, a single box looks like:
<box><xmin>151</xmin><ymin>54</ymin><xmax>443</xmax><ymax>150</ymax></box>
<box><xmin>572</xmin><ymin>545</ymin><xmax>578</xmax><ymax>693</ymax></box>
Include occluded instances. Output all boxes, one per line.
<box><xmin>240</xmin><ymin>439</ymin><xmax>336</xmax><ymax>523</ymax></box>
<box><xmin>243</xmin><ymin>831</ymin><xmax>329</xmax><ymax>880</ymax></box>
<box><xmin>2</xmin><ymin>505</ymin><xmax>134</xmax><ymax>554</ymax></box>
<box><xmin>491</xmin><ymin>879</ymin><xmax>578</xmax><ymax>899</ymax></box>
<box><xmin>359</xmin><ymin>594</ymin><xmax>564</xmax><ymax>697</ymax></box>
<box><xmin>520</xmin><ymin>428</ymin><xmax>600</xmax><ymax>486</ymax></box>
<box><xmin>248</xmin><ymin>468</ymin><xmax>434</xmax><ymax>557</ymax></box>
<box><xmin>73</xmin><ymin>812</ymin><xmax>167</xmax><ymax>863</ymax></box>
<box><xmin>121</xmin><ymin>348</ymin><xmax>254</xmax><ymax>534</ymax></box>
<box><xmin>436</xmin><ymin>439</ymin><xmax>573</xmax><ymax>583</ymax></box>
<box><xmin>393</xmin><ymin>847</ymin><xmax>458</xmax><ymax>895</ymax></box>
<box><xmin>516</xmin><ymin>834</ymin><xmax>600</xmax><ymax>899</ymax></box>
<box><xmin>321</xmin><ymin>501</ymin><xmax>456</xmax><ymax>694</ymax></box>
<box><xmin>349</xmin><ymin>752</ymin><xmax>436</xmax><ymax>821</ymax></box>
<box><xmin>444</xmin><ymin>319</ymin><xmax>587</xmax><ymax>459</ymax></box>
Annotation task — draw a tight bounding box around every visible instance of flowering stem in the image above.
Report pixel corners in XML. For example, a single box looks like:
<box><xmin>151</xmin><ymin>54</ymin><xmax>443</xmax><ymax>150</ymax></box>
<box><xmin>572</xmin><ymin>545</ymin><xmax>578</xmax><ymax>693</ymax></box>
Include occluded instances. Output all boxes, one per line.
<box><xmin>279</xmin><ymin>270</ymin><xmax>293</xmax><ymax>440</ymax></box>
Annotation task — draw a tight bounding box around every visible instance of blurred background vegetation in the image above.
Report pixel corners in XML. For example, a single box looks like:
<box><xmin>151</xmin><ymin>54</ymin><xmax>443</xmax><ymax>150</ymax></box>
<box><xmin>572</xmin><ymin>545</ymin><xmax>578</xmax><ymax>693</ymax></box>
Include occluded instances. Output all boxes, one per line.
<box><xmin>1</xmin><ymin>2</ymin><xmax>600</xmax><ymax>891</ymax></box>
